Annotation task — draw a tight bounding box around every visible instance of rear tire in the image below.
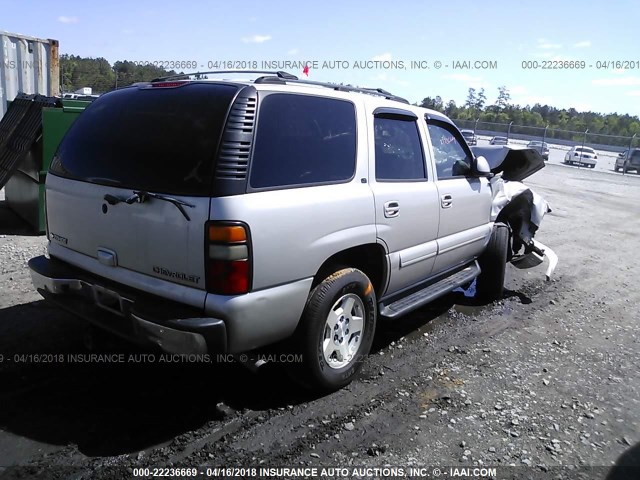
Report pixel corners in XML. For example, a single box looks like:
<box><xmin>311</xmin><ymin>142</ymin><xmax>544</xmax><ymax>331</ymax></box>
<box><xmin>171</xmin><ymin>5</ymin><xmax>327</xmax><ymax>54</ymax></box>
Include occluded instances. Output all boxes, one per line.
<box><xmin>290</xmin><ymin>268</ymin><xmax>377</xmax><ymax>391</ymax></box>
<box><xmin>476</xmin><ymin>225</ymin><xmax>509</xmax><ymax>302</ymax></box>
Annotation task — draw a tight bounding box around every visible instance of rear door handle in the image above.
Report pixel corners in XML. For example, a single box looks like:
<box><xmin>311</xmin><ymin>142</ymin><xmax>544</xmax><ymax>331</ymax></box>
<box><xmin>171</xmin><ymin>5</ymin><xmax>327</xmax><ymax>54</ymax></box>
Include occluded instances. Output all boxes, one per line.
<box><xmin>441</xmin><ymin>194</ymin><xmax>453</xmax><ymax>208</ymax></box>
<box><xmin>384</xmin><ymin>201</ymin><xmax>400</xmax><ymax>218</ymax></box>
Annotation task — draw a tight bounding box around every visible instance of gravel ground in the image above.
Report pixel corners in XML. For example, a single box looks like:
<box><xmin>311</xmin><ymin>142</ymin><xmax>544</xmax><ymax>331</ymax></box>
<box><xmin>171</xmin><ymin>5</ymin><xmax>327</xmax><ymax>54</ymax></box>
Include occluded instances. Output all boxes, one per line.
<box><xmin>0</xmin><ymin>164</ymin><xmax>639</xmax><ymax>480</ymax></box>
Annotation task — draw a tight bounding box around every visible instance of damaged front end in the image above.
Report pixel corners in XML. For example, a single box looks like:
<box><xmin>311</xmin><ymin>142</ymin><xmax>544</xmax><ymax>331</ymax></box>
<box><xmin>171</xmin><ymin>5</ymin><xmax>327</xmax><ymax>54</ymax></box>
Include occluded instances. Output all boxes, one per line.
<box><xmin>473</xmin><ymin>145</ymin><xmax>558</xmax><ymax>280</ymax></box>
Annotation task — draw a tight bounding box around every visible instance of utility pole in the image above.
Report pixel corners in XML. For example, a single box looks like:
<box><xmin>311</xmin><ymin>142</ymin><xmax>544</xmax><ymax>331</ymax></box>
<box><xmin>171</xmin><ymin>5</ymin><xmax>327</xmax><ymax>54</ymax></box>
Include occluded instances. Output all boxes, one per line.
<box><xmin>580</xmin><ymin>129</ymin><xmax>589</xmax><ymax>169</ymax></box>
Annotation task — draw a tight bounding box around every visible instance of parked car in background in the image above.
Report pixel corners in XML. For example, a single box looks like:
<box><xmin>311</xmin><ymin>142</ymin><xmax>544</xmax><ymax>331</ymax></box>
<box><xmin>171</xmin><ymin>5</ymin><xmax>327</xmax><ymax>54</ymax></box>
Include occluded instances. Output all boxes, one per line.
<box><xmin>460</xmin><ymin>129</ymin><xmax>477</xmax><ymax>146</ymax></box>
<box><xmin>564</xmin><ymin>146</ymin><xmax>597</xmax><ymax>168</ymax></box>
<box><xmin>527</xmin><ymin>141</ymin><xmax>549</xmax><ymax>160</ymax></box>
<box><xmin>490</xmin><ymin>136</ymin><xmax>509</xmax><ymax>145</ymax></box>
<box><xmin>615</xmin><ymin>149</ymin><xmax>640</xmax><ymax>173</ymax></box>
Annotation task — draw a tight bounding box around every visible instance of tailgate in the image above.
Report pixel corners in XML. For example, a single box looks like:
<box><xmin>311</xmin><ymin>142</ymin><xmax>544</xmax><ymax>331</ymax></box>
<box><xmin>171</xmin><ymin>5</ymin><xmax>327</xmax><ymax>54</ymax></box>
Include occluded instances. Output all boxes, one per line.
<box><xmin>46</xmin><ymin>175</ymin><xmax>209</xmax><ymax>289</ymax></box>
<box><xmin>44</xmin><ymin>82</ymin><xmax>241</xmax><ymax>292</ymax></box>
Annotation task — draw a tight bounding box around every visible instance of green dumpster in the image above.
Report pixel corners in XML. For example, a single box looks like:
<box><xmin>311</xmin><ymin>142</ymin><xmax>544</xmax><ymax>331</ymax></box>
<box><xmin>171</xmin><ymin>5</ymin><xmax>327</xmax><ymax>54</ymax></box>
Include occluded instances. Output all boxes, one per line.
<box><xmin>2</xmin><ymin>99</ymin><xmax>91</xmax><ymax>233</ymax></box>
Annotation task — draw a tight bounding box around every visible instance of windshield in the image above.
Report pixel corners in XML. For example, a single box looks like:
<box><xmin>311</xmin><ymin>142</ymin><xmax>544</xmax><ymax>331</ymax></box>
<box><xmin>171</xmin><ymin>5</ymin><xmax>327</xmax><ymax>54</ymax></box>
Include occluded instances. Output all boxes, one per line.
<box><xmin>50</xmin><ymin>83</ymin><xmax>239</xmax><ymax>196</ymax></box>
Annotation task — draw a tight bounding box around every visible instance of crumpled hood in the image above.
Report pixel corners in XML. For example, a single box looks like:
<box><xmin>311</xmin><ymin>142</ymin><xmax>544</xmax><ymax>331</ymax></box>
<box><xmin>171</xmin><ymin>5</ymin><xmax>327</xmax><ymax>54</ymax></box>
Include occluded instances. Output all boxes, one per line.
<box><xmin>471</xmin><ymin>145</ymin><xmax>545</xmax><ymax>181</ymax></box>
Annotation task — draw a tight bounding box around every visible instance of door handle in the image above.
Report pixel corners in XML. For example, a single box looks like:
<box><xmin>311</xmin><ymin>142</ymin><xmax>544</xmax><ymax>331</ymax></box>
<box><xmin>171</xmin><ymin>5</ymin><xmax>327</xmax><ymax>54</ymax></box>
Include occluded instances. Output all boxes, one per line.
<box><xmin>384</xmin><ymin>201</ymin><xmax>400</xmax><ymax>218</ymax></box>
<box><xmin>441</xmin><ymin>194</ymin><xmax>453</xmax><ymax>208</ymax></box>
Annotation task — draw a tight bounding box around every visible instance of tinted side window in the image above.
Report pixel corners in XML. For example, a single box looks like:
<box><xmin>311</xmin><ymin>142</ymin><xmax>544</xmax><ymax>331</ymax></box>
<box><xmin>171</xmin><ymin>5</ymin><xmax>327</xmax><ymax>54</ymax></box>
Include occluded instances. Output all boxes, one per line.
<box><xmin>250</xmin><ymin>94</ymin><xmax>356</xmax><ymax>188</ymax></box>
<box><xmin>374</xmin><ymin>117</ymin><xmax>426</xmax><ymax>181</ymax></box>
<box><xmin>427</xmin><ymin>122</ymin><xmax>473</xmax><ymax>179</ymax></box>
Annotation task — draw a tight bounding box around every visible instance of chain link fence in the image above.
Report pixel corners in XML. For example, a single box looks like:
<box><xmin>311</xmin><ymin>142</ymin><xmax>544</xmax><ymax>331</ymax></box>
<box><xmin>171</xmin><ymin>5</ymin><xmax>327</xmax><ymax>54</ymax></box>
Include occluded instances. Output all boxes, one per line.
<box><xmin>453</xmin><ymin>119</ymin><xmax>638</xmax><ymax>155</ymax></box>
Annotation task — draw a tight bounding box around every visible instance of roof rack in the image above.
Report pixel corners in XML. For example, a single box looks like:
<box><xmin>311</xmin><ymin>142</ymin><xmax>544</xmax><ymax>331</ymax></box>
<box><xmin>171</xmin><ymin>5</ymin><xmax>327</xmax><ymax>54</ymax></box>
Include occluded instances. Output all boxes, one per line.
<box><xmin>149</xmin><ymin>70</ymin><xmax>409</xmax><ymax>104</ymax></box>
<box><xmin>254</xmin><ymin>75</ymin><xmax>409</xmax><ymax>104</ymax></box>
<box><xmin>150</xmin><ymin>70</ymin><xmax>298</xmax><ymax>82</ymax></box>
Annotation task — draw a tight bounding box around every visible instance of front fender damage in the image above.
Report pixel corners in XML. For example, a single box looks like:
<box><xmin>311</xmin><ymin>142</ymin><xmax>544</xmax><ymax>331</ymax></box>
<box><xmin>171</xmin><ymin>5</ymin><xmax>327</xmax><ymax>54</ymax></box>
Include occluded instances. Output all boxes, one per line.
<box><xmin>489</xmin><ymin>175</ymin><xmax>558</xmax><ymax>280</ymax></box>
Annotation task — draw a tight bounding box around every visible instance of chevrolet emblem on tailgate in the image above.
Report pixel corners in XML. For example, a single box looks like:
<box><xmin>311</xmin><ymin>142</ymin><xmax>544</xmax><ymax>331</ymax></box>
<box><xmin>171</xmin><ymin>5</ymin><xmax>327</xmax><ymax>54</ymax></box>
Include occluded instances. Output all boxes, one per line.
<box><xmin>50</xmin><ymin>233</ymin><xmax>68</xmax><ymax>245</ymax></box>
<box><xmin>153</xmin><ymin>266</ymin><xmax>200</xmax><ymax>284</ymax></box>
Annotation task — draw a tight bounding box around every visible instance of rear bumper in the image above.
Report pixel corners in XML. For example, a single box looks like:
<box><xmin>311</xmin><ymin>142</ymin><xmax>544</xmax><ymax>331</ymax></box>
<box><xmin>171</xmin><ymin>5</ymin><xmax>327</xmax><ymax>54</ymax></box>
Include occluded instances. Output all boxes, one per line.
<box><xmin>566</xmin><ymin>158</ymin><xmax>596</xmax><ymax>166</ymax></box>
<box><xmin>580</xmin><ymin>159</ymin><xmax>596</xmax><ymax>165</ymax></box>
<box><xmin>29</xmin><ymin>255</ymin><xmax>227</xmax><ymax>354</ymax></box>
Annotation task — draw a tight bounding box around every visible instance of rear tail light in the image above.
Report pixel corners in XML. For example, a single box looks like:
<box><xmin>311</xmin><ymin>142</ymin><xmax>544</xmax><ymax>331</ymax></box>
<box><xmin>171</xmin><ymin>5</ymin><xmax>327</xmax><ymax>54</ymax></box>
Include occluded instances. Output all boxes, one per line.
<box><xmin>205</xmin><ymin>222</ymin><xmax>251</xmax><ymax>295</ymax></box>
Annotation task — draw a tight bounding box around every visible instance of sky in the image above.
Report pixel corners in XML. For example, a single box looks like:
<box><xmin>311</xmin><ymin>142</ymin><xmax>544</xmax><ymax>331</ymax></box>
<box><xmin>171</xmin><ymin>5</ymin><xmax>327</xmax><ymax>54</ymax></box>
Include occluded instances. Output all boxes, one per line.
<box><xmin>2</xmin><ymin>0</ymin><xmax>640</xmax><ymax>116</ymax></box>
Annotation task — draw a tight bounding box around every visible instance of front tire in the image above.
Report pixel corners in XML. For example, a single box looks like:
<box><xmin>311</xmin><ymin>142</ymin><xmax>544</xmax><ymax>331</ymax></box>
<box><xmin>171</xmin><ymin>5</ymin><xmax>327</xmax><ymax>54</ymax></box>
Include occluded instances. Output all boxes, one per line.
<box><xmin>476</xmin><ymin>225</ymin><xmax>509</xmax><ymax>302</ymax></box>
<box><xmin>291</xmin><ymin>268</ymin><xmax>377</xmax><ymax>391</ymax></box>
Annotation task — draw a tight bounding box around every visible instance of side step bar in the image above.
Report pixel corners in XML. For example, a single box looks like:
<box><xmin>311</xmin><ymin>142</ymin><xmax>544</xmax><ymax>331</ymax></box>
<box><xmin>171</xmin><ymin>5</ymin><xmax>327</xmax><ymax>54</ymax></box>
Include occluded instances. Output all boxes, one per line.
<box><xmin>379</xmin><ymin>261</ymin><xmax>480</xmax><ymax>319</ymax></box>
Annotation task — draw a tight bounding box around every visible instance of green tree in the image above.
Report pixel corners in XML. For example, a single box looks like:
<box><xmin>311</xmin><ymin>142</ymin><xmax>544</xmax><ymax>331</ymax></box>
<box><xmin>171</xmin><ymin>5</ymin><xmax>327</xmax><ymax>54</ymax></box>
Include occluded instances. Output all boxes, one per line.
<box><xmin>495</xmin><ymin>86</ymin><xmax>511</xmax><ymax>110</ymax></box>
<box><xmin>464</xmin><ymin>88</ymin><xmax>477</xmax><ymax>109</ymax></box>
<box><xmin>444</xmin><ymin>100</ymin><xmax>459</xmax><ymax>118</ymax></box>
<box><xmin>420</xmin><ymin>96</ymin><xmax>443</xmax><ymax>111</ymax></box>
<box><xmin>59</xmin><ymin>55</ymin><xmax>177</xmax><ymax>94</ymax></box>
<box><xmin>475</xmin><ymin>88</ymin><xmax>486</xmax><ymax>111</ymax></box>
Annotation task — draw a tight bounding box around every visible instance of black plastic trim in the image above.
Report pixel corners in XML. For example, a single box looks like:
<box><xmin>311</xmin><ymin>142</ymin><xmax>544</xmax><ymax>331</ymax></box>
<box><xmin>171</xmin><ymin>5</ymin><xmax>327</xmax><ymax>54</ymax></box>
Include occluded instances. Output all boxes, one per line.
<box><xmin>151</xmin><ymin>70</ymin><xmax>298</xmax><ymax>82</ymax></box>
<box><xmin>373</xmin><ymin>107</ymin><xmax>418</xmax><ymax>120</ymax></box>
<box><xmin>211</xmin><ymin>86</ymin><xmax>257</xmax><ymax>197</ymax></box>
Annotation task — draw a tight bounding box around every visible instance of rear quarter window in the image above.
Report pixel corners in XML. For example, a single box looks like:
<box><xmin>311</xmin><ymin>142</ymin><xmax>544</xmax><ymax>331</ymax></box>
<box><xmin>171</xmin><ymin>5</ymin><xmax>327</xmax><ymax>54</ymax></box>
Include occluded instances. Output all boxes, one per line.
<box><xmin>249</xmin><ymin>94</ymin><xmax>356</xmax><ymax>189</ymax></box>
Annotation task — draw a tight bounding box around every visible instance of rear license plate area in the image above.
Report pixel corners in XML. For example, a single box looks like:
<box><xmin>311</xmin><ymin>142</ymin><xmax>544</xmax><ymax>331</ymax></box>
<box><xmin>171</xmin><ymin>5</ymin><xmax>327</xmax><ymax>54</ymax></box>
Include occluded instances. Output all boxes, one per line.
<box><xmin>93</xmin><ymin>285</ymin><xmax>125</xmax><ymax>316</ymax></box>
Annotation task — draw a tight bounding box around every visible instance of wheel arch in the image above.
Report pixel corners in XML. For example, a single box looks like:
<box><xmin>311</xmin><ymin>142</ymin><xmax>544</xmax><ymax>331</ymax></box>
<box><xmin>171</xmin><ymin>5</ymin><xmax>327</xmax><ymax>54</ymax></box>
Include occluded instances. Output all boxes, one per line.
<box><xmin>311</xmin><ymin>243</ymin><xmax>388</xmax><ymax>298</ymax></box>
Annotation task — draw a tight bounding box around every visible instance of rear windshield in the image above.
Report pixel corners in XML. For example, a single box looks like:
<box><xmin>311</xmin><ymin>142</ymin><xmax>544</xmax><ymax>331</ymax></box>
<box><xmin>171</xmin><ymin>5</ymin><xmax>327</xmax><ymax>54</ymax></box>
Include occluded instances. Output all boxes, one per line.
<box><xmin>50</xmin><ymin>83</ymin><xmax>239</xmax><ymax>196</ymax></box>
<box><xmin>576</xmin><ymin>147</ymin><xmax>595</xmax><ymax>153</ymax></box>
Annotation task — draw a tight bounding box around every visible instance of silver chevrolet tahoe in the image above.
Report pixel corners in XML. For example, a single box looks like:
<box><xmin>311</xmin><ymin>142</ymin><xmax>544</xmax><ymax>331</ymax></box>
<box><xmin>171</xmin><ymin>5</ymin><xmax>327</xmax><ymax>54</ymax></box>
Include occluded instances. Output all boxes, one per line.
<box><xmin>29</xmin><ymin>70</ymin><xmax>548</xmax><ymax>391</ymax></box>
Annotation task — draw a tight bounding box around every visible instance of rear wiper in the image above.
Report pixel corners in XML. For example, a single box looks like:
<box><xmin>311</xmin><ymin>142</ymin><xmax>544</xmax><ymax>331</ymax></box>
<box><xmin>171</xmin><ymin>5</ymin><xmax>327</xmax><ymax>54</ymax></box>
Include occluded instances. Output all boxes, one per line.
<box><xmin>103</xmin><ymin>191</ymin><xmax>195</xmax><ymax>221</ymax></box>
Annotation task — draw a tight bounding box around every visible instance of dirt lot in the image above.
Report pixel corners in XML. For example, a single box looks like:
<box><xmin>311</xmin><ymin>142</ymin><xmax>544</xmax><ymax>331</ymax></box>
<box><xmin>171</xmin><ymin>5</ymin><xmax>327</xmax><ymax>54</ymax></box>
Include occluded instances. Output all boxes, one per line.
<box><xmin>0</xmin><ymin>164</ymin><xmax>639</xmax><ymax>479</ymax></box>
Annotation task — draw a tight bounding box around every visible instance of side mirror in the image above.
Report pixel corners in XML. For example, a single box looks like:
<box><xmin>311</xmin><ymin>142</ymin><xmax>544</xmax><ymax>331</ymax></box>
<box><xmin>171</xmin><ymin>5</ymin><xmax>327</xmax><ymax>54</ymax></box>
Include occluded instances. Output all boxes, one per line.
<box><xmin>474</xmin><ymin>155</ymin><xmax>492</xmax><ymax>176</ymax></box>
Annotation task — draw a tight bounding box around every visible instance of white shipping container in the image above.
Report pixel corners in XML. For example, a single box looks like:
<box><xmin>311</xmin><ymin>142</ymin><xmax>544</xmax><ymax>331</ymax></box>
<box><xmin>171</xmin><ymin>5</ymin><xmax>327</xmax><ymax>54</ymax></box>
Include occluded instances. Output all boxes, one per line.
<box><xmin>0</xmin><ymin>30</ymin><xmax>59</xmax><ymax>118</ymax></box>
